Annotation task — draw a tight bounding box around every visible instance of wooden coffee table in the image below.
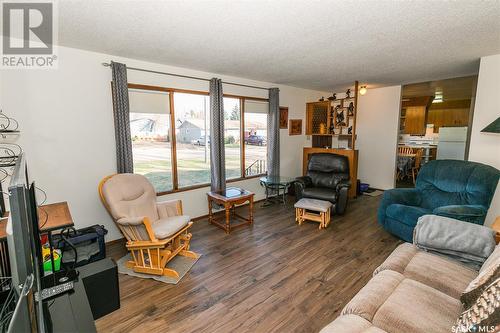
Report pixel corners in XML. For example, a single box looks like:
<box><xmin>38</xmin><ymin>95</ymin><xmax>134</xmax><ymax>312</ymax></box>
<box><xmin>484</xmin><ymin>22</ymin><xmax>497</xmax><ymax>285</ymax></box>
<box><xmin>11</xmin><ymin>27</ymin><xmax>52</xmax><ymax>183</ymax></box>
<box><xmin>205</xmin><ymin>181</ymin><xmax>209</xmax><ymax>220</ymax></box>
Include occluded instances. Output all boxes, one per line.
<box><xmin>207</xmin><ymin>187</ymin><xmax>254</xmax><ymax>234</ymax></box>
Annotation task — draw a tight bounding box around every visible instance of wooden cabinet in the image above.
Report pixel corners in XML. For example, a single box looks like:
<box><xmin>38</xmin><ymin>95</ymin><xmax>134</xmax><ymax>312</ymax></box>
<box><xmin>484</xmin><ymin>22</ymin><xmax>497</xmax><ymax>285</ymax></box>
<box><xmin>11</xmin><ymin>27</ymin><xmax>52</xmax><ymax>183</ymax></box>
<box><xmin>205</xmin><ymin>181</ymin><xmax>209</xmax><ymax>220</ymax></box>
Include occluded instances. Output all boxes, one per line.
<box><xmin>404</xmin><ymin>106</ymin><xmax>427</xmax><ymax>135</ymax></box>
<box><xmin>305</xmin><ymin>81</ymin><xmax>359</xmax><ymax>149</ymax></box>
<box><xmin>306</xmin><ymin>101</ymin><xmax>330</xmax><ymax>135</ymax></box>
<box><xmin>427</xmin><ymin>108</ymin><xmax>469</xmax><ymax>132</ymax></box>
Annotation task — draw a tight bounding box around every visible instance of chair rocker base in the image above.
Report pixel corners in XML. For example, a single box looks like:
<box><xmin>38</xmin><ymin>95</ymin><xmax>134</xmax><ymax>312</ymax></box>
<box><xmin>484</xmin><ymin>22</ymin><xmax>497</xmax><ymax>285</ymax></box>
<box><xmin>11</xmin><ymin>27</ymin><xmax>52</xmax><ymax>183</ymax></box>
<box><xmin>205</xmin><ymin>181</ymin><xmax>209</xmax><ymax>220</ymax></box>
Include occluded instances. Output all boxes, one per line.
<box><xmin>124</xmin><ymin>223</ymin><xmax>199</xmax><ymax>278</ymax></box>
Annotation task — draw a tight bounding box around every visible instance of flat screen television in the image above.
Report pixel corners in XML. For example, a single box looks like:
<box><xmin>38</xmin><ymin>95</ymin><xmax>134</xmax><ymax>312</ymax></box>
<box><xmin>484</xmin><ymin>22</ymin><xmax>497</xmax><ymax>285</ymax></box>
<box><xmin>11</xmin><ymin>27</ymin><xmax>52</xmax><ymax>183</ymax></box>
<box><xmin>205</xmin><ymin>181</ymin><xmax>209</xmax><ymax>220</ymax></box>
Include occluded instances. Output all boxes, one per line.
<box><xmin>5</xmin><ymin>153</ymin><xmax>46</xmax><ymax>332</ymax></box>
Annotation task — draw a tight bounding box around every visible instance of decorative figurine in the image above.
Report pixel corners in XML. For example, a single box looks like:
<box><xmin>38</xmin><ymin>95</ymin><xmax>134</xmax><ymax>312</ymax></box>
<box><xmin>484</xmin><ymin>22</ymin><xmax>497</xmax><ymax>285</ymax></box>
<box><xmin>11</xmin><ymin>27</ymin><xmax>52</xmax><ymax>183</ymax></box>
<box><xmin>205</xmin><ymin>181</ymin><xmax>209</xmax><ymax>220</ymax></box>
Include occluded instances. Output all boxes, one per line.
<box><xmin>347</xmin><ymin>102</ymin><xmax>354</xmax><ymax>116</ymax></box>
<box><xmin>327</xmin><ymin>93</ymin><xmax>336</xmax><ymax>101</ymax></box>
<box><xmin>319</xmin><ymin>96</ymin><xmax>325</xmax><ymax>101</ymax></box>
<box><xmin>335</xmin><ymin>106</ymin><xmax>346</xmax><ymax>127</ymax></box>
<box><xmin>348</xmin><ymin>126</ymin><xmax>352</xmax><ymax>135</ymax></box>
<box><xmin>346</xmin><ymin>89</ymin><xmax>351</xmax><ymax>98</ymax></box>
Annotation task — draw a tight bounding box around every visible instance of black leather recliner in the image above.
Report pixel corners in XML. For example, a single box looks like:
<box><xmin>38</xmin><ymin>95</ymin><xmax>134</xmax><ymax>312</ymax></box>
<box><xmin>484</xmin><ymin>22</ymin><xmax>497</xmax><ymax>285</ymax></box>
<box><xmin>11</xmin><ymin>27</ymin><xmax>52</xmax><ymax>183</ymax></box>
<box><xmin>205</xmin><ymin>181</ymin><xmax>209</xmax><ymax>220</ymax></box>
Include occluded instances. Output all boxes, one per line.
<box><xmin>294</xmin><ymin>153</ymin><xmax>351</xmax><ymax>215</ymax></box>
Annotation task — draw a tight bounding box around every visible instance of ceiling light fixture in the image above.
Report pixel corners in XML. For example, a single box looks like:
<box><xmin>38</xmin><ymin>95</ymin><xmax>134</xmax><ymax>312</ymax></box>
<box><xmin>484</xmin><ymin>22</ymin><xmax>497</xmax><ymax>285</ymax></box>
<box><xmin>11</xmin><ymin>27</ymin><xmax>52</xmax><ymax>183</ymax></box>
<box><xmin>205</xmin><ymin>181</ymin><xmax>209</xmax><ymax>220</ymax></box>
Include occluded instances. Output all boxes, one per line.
<box><xmin>359</xmin><ymin>86</ymin><xmax>367</xmax><ymax>96</ymax></box>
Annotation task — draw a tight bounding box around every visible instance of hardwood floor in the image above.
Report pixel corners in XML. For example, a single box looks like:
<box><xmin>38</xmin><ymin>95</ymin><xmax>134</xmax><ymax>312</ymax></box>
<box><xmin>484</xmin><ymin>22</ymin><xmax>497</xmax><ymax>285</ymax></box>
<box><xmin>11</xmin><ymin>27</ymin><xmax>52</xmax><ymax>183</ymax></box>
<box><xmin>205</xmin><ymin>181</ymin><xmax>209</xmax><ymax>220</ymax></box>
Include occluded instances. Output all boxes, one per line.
<box><xmin>97</xmin><ymin>195</ymin><xmax>401</xmax><ymax>333</ymax></box>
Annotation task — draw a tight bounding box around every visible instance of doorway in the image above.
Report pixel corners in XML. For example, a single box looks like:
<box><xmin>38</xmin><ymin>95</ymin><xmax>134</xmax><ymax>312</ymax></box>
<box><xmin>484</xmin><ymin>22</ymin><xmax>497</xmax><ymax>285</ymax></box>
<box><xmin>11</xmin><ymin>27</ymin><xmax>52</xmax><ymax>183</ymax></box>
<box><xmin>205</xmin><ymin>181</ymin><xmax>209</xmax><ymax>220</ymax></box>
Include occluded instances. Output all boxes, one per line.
<box><xmin>395</xmin><ymin>75</ymin><xmax>478</xmax><ymax>188</ymax></box>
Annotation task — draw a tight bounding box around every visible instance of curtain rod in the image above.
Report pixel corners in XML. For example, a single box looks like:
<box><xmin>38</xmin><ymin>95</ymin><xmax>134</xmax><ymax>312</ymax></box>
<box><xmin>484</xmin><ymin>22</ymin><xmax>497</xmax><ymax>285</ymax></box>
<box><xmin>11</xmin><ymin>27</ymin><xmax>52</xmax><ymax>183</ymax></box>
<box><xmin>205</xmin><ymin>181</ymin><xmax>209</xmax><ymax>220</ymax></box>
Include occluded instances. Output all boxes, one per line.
<box><xmin>102</xmin><ymin>62</ymin><xmax>270</xmax><ymax>91</ymax></box>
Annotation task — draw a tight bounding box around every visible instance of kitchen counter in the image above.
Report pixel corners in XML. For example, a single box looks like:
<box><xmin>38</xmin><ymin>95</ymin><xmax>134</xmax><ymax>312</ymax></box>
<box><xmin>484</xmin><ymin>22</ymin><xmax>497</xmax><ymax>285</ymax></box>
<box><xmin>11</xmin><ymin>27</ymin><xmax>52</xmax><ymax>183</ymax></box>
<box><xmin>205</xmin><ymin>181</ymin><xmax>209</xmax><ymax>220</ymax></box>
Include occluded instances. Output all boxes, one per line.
<box><xmin>399</xmin><ymin>143</ymin><xmax>437</xmax><ymax>148</ymax></box>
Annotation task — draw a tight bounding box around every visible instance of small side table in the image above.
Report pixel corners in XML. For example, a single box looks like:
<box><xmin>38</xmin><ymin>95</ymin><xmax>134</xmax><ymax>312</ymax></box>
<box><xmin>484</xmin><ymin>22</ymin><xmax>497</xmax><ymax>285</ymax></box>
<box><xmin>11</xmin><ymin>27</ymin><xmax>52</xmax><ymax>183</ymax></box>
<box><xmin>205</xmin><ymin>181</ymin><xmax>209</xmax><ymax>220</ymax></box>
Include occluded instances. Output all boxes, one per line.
<box><xmin>259</xmin><ymin>176</ymin><xmax>295</xmax><ymax>206</ymax></box>
<box><xmin>207</xmin><ymin>187</ymin><xmax>254</xmax><ymax>234</ymax></box>
<box><xmin>492</xmin><ymin>216</ymin><xmax>500</xmax><ymax>244</ymax></box>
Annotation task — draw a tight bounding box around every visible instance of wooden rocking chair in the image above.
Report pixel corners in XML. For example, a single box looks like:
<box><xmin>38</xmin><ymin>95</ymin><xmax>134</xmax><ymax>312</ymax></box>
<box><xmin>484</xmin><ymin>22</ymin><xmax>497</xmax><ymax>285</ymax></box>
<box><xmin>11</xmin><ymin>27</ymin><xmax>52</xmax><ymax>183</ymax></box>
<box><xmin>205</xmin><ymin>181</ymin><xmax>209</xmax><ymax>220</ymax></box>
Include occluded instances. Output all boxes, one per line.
<box><xmin>98</xmin><ymin>174</ymin><xmax>198</xmax><ymax>279</ymax></box>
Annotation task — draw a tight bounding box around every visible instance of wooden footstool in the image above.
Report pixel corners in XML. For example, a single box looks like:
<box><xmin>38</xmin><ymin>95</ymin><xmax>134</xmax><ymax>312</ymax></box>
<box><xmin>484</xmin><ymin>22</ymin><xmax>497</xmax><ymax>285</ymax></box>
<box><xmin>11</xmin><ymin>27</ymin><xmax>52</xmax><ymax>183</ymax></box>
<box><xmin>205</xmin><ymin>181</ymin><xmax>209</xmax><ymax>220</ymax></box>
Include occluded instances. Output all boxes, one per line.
<box><xmin>294</xmin><ymin>198</ymin><xmax>332</xmax><ymax>229</ymax></box>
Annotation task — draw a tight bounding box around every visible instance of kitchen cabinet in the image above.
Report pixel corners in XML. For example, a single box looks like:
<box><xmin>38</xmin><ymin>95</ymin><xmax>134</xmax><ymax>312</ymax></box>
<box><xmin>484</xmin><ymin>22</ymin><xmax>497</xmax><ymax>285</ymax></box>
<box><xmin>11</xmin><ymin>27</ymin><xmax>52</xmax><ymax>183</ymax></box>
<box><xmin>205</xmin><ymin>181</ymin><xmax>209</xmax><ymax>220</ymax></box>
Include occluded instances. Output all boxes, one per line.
<box><xmin>427</xmin><ymin>108</ymin><xmax>469</xmax><ymax>132</ymax></box>
<box><xmin>404</xmin><ymin>106</ymin><xmax>427</xmax><ymax>135</ymax></box>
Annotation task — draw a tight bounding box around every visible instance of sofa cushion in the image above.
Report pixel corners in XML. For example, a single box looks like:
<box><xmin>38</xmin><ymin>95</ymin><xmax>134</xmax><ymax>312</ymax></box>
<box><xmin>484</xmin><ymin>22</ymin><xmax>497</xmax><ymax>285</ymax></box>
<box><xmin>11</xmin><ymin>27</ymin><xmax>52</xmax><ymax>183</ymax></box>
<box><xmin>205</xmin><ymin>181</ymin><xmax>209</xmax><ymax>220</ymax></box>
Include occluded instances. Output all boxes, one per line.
<box><xmin>319</xmin><ymin>314</ymin><xmax>387</xmax><ymax>333</ymax></box>
<box><xmin>385</xmin><ymin>204</ymin><xmax>431</xmax><ymax>227</ymax></box>
<box><xmin>302</xmin><ymin>187</ymin><xmax>337</xmax><ymax>203</ymax></box>
<box><xmin>461</xmin><ymin>244</ymin><xmax>500</xmax><ymax>307</ymax></box>
<box><xmin>342</xmin><ymin>270</ymin><xmax>405</xmax><ymax>321</ymax></box>
<box><xmin>342</xmin><ymin>270</ymin><xmax>462</xmax><ymax>332</ymax></box>
<box><xmin>374</xmin><ymin>243</ymin><xmax>477</xmax><ymax>299</ymax></box>
<box><xmin>152</xmin><ymin>215</ymin><xmax>190</xmax><ymax>239</ymax></box>
<box><xmin>372</xmin><ymin>277</ymin><xmax>462</xmax><ymax>333</ymax></box>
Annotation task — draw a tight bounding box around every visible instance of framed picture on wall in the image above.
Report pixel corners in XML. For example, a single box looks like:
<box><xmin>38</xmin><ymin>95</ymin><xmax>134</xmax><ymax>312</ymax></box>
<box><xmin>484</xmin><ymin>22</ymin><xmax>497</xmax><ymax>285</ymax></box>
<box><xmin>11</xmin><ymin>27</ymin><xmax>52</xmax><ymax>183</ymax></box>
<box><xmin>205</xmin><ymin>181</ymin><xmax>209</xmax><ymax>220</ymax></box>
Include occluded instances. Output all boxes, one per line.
<box><xmin>289</xmin><ymin>119</ymin><xmax>302</xmax><ymax>135</ymax></box>
<box><xmin>279</xmin><ymin>107</ymin><xmax>288</xmax><ymax>129</ymax></box>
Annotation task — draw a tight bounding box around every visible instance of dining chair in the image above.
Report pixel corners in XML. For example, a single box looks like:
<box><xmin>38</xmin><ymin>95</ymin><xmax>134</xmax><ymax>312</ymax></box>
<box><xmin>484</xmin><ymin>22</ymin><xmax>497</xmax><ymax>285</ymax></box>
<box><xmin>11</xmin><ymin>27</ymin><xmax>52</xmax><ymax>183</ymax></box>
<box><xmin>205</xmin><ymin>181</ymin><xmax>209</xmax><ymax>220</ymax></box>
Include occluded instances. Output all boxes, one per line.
<box><xmin>411</xmin><ymin>149</ymin><xmax>423</xmax><ymax>185</ymax></box>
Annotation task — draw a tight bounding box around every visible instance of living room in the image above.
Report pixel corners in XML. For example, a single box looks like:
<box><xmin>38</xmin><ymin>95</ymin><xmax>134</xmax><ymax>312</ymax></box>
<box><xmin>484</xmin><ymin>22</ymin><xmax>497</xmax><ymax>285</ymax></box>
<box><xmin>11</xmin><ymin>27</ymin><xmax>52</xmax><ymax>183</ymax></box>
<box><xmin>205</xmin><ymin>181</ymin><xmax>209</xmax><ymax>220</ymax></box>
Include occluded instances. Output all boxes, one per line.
<box><xmin>0</xmin><ymin>1</ymin><xmax>499</xmax><ymax>332</ymax></box>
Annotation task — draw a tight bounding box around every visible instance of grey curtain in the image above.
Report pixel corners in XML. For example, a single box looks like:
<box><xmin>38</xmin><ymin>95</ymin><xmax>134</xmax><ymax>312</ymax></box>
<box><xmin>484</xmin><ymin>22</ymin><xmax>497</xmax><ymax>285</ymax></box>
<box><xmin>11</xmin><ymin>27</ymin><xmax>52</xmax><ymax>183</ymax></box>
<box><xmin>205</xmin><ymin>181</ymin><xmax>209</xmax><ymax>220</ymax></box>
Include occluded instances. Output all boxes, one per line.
<box><xmin>209</xmin><ymin>78</ymin><xmax>226</xmax><ymax>192</ymax></box>
<box><xmin>111</xmin><ymin>62</ymin><xmax>133</xmax><ymax>173</ymax></box>
<box><xmin>268</xmin><ymin>88</ymin><xmax>280</xmax><ymax>178</ymax></box>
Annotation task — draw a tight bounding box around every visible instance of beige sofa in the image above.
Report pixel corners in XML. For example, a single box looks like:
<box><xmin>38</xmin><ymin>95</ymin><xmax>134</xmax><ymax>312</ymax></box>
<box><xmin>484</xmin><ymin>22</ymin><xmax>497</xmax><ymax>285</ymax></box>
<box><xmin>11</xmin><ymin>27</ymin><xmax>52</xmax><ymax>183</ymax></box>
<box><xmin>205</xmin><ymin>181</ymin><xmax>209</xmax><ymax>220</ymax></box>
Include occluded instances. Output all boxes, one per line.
<box><xmin>320</xmin><ymin>243</ymin><xmax>499</xmax><ymax>333</ymax></box>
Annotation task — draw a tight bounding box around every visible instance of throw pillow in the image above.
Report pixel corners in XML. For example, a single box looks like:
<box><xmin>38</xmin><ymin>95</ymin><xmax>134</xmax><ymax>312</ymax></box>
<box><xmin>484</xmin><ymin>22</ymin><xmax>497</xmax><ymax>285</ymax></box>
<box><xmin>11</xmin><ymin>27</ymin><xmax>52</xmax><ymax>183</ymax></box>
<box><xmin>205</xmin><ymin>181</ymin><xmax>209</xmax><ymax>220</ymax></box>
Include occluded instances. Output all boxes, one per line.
<box><xmin>461</xmin><ymin>245</ymin><xmax>500</xmax><ymax>308</ymax></box>
<box><xmin>455</xmin><ymin>278</ymin><xmax>500</xmax><ymax>333</ymax></box>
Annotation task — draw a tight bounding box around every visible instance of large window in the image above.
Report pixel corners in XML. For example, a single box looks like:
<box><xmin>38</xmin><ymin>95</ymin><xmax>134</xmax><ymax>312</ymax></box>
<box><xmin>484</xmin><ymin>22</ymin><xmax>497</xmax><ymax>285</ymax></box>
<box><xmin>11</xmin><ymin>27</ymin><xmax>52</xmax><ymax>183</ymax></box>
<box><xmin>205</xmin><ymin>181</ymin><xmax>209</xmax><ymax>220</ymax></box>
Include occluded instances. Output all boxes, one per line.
<box><xmin>244</xmin><ymin>100</ymin><xmax>268</xmax><ymax>176</ymax></box>
<box><xmin>129</xmin><ymin>89</ymin><xmax>173</xmax><ymax>193</ymax></box>
<box><xmin>223</xmin><ymin>97</ymin><xmax>241</xmax><ymax>180</ymax></box>
<box><xmin>128</xmin><ymin>85</ymin><xmax>268</xmax><ymax>194</ymax></box>
<box><xmin>174</xmin><ymin>93</ymin><xmax>211</xmax><ymax>188</ymax></box>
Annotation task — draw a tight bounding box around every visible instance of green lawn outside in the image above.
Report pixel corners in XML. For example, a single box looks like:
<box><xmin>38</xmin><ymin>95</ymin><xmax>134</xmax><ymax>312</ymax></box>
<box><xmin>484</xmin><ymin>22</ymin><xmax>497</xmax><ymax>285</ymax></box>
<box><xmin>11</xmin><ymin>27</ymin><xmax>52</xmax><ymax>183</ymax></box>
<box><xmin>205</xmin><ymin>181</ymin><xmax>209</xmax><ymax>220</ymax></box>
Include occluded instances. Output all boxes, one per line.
<box><xmin>133</xmin><ymin>141</ymin><xmax>264</xmax><ymax>193</ymax></box>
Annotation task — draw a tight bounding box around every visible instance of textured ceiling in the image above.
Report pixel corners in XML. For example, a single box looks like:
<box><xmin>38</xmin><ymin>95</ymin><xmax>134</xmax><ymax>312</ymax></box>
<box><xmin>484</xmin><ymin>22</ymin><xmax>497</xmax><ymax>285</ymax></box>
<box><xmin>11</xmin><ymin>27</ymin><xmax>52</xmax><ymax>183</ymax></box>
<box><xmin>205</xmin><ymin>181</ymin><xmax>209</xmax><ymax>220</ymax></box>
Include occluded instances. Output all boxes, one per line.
<box><xmin>59</xmin><ymin>0</ymin><xmax>500</xmax><ymax>91</ymax></box>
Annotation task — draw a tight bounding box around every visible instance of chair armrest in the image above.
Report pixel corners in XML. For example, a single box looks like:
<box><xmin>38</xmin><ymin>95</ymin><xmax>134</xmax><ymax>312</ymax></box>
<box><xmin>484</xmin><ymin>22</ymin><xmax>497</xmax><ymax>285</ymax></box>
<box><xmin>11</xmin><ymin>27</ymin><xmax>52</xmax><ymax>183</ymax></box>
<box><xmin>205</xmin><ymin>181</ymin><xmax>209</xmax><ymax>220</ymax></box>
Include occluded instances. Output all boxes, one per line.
<box><xmin>117</xmin><ymin>216</ymin><xmax>146</xmax><ymax>226</ymax></box>
<box><xmin>157</xmin><ymin>199</ymin><xmax>182</xmax><ymax>218</ymax></box>
<box><xmin>336</xmin><ymin>179</ymin><xmax>351</xmax><ymax>192</ymax></box>
<box><xmin>433</xmin><ymin>205</ymin><xmax>487</xmax><ymax>225</ymax></box>
<box><xmin>377</xmin><ymin>188</ymin><xmax>421</xmax><ymax>226</ymax></box>
<box><xmin>336</xmin><ymin>181</ymin><xmax>350</xmax><ymax>215</ymax></box>
<box><xmin>295</xmin><ymin>176</ymin><xmax>313</xmax><ymax>188</ymax></box>
<box><xmin>294</xmin><ymin>176</ymin><xmax>312</xmax><ymax>201</ymax></box>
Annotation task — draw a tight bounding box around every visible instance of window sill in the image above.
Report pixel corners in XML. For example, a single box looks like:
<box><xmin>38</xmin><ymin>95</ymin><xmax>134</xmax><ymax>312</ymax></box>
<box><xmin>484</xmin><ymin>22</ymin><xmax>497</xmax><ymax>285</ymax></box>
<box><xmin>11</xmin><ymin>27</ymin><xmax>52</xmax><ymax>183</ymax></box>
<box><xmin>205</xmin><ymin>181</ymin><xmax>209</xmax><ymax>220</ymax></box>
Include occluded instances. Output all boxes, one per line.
<box><xmin>155</xmin><ymin>173</ymin><xmax>267</xmax><ymax>196</ymax></box>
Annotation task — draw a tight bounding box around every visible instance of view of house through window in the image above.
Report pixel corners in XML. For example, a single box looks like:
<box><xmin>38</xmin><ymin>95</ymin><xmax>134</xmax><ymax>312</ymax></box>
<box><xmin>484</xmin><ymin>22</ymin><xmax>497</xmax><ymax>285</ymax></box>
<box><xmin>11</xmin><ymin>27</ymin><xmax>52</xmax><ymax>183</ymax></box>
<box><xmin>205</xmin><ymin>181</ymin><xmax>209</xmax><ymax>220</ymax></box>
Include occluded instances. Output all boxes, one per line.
<box><xmin>223</xmin><ymin>97</ymin><xmax>241</xmax><ymax>179</ymax></box>
<box><xmin>244</xmin><ymin>100</ymin><xmax>268</xmax><ymax>176</ymax></box>
<box><xmin>128</xmin><ymin>86</ymin><xmax>268</xmax><ymax>193</ymax></box>
<box><xmin>129</xmin><ymin>89</ymin><xmax>173</xmax><ymax>193</ymax></box>
<box><xmin>174</xmin><ymin>93</ymin><xmax>211</xmax><ymax>188</ymax></box>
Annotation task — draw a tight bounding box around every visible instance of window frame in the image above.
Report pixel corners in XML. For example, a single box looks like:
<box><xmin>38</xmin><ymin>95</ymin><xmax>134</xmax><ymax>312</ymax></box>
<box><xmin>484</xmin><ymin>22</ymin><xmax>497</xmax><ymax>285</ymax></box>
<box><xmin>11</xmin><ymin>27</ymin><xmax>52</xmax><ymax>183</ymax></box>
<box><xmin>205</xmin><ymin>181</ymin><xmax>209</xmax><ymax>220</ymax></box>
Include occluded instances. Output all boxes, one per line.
<box><xmin>127</xmin><ymin>83</ymin><xmax>268</xmax><ymax>196</ymax></box>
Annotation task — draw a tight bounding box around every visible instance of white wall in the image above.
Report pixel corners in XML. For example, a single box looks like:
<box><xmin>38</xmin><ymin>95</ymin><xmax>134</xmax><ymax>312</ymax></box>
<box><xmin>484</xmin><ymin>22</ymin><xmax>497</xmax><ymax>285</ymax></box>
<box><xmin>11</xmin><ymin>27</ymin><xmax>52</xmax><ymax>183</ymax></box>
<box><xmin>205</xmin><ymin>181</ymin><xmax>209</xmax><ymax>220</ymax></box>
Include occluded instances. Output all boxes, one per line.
<box><xmin>1</xmin><ymin>46</ymin><xmax>327</xmax><ymax>241</ymax></box>
<box><xmin>356</xmin><ymin>86</ymin><xmax>402</xmax><ymax>190</ymax></box>
<box><xmin>468</xmin><ymin>54</ymin><xmax>500</xmax><ymax>226</ymax></box>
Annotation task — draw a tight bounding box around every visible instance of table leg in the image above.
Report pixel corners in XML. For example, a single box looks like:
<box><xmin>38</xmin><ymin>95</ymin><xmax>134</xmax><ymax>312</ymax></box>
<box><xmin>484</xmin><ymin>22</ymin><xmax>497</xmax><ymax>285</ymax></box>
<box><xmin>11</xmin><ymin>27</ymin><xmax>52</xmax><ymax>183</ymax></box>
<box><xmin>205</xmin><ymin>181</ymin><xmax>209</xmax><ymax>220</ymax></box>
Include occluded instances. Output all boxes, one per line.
<box><xmin>208</xmin><ymin>198</ymin><xmax>213</xmax><ymax>225</ymax></box>
<box><xmin>262</xmin><ymin>184</ymin><xmax>273</xmax><ymax>207</ymax></box>
<box><xmin>224</xmin><ymin>204</ymin><xmax>231</xmax><ymax>234</ymax></box>
<box><xmin>249</xmin><ymin>197</ymin><xmax>254</xmax><ymax>224</ymax></box>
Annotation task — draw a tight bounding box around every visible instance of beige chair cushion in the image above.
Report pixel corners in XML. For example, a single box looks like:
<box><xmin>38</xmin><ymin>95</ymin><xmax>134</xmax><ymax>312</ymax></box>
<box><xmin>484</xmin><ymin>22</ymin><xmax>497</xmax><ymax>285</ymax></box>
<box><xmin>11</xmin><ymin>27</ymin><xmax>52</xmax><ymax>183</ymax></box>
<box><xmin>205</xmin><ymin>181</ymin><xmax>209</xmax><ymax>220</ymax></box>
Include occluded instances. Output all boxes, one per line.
<box><xmin>152</xmin><ymin>215</ymin><xmax>190</xmax><ymax>239</ymax></box>
<box><xmin>374</xmin><ymin>243</ymin><xmax>477</xmax><ymax>299</ymax></box>
<box><xmin>157</xmin><ymin>200</ymin><xmax>181</xmax><ymax>219</ymax></box>
<box><xmin>101</xmin><ymin>174</ymin><xmax>159</xmax><ymax>222</ymax></box>
<box><xmin>320</xmin><ymin>314</ymin><xmax>387</xmax><ymax>333</ymax></box>
<box><xmin>461</xmin><ymin>244</ymin><xmax>500</xmax><ymax>308</ymax></box>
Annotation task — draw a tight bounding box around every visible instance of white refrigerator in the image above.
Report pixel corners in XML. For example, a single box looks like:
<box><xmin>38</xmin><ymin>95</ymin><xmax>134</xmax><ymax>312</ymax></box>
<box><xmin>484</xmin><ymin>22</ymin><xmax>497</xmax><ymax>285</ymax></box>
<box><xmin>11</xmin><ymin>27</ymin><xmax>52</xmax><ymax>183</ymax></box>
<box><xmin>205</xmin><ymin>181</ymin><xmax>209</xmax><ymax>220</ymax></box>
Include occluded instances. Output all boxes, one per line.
<box><xmin>437</xmin><ymin>127</ymin><xmax>468</xmax><ymax>160</ymax></box>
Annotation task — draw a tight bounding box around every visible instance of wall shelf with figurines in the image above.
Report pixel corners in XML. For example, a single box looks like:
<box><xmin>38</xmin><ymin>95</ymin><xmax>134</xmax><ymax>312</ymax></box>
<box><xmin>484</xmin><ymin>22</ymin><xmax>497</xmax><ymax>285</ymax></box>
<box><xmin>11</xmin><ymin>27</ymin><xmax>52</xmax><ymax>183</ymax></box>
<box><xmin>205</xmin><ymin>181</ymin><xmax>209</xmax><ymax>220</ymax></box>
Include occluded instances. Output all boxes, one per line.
<box><xmin>305</xmin><ymin>81</ymin><xmax>359</xmax><ymax>149</ymax></box>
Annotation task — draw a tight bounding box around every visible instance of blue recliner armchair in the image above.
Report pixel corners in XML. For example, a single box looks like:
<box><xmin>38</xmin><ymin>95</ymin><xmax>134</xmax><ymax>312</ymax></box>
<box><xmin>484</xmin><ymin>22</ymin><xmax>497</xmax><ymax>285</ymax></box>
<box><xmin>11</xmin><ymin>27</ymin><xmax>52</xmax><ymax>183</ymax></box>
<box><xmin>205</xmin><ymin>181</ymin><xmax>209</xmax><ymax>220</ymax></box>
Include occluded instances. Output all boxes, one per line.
<box><xmin>378</xmin><ymin>160</ymin><xmax>499</xmax><ymax>242</ymax></box>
